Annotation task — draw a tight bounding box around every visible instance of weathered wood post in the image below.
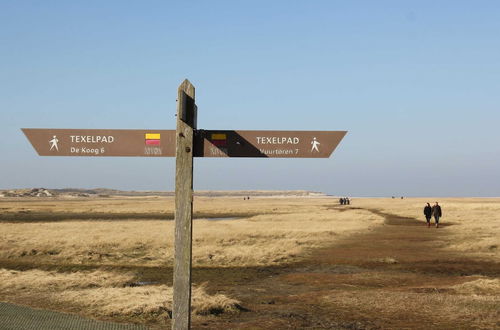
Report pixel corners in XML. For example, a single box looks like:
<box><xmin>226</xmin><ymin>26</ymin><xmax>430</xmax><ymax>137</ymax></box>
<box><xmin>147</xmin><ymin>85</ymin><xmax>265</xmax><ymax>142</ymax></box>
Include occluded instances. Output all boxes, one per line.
<box><xmin>173</xmin><ymin>79</ymin><xmax>196</xmax><ymax>329</ymax></box>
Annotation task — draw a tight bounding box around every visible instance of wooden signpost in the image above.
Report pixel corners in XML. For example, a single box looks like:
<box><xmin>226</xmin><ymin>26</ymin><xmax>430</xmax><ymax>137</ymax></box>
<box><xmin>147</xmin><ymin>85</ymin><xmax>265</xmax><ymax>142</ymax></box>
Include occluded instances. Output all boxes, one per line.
<box><xmin>173</xmin><ymin>80</ymin><xmax>196</xmax><ymax>329</ymax></box>
<box><xmin>22</xmin><ymin>79</ymin><xmax>347</xmax><ymax>330</ymax></box>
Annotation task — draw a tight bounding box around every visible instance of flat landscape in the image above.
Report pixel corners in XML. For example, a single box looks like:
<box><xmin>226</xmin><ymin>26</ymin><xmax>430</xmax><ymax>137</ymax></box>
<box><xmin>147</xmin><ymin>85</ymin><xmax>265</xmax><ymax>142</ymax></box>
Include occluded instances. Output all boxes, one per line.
<box><xmin>0</xmin><ymin>193</ymin><xmax>499</xmax><ymax>329</ymax></box>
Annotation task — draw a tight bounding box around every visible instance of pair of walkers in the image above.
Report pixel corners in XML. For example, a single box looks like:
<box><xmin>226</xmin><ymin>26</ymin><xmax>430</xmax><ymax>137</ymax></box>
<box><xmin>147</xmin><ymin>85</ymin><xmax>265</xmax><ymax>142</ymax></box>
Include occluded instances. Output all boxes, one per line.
<box><xmin>424</xmin><ymin>202</ymin><xmax>442</xmax><ymax>228</ymax></box>
<box><xmin>339</xmin><ymin>197</ymin><xmax>350</xmax><ymax>205</ymax></box>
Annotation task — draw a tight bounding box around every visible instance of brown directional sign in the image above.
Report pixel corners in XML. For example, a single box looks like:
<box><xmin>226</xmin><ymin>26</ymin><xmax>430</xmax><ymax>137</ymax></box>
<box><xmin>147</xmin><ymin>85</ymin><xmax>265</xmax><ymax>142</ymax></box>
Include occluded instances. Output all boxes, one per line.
<box><xmin>22</xmin><ymin>129</ymin><xmax>346</xmax><ymax>158</ymax></box>
<box><xmin>22</xmin><ymin>129</ymin><xmax>176</xmax><ymax>157</ymax></box>
<box><xmin>196</xmin><ymin>130</ymin><xmax>347</xmax><ymax>158</ymax></box>
<box><xmin>22</xmin><ymin>80</ymin><xmax>348</xmax><ymax>330</ymax></box>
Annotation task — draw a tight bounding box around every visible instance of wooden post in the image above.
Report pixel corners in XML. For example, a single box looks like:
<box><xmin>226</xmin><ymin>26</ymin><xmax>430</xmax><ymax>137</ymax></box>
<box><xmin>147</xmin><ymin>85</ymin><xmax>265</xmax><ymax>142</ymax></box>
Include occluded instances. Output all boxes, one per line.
<box><xmin>173</xmin><ymin>79</ymin><xmax>196</xmax><ymax>330</ymax></box>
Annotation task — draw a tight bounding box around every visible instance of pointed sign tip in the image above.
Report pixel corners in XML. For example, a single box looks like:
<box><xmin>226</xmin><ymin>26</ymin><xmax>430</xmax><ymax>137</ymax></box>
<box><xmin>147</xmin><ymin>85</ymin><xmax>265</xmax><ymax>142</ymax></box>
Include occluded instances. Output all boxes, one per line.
<box><xmin>179</xmin><ymin>79</ymin><xmax>195</xmax><ymax>97</ymax></box>
<box><xmin>180</xmin><ymin>78</ymin><xmax>194</xmax><ymax>88</ymax></box>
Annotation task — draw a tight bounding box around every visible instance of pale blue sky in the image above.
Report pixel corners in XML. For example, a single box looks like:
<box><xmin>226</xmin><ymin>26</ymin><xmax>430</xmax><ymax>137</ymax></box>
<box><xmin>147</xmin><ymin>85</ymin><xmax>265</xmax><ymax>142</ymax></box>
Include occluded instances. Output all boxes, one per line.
<box><xmin>1</xmin><ymin>1</ymin><xmax>499</xmax><ymax>196</ymax></box>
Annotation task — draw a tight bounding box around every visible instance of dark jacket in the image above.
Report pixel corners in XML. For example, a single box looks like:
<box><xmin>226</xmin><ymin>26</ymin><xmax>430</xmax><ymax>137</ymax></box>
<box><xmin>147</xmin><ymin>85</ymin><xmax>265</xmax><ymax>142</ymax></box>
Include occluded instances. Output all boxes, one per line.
<box><xmin>424</xmin><ymin>206</ymin><xmax>432</xmax><ymax>217</ymax></box>
<box><xmin>432</xmin><ymin>205</ymin><xmax>442</xmax><ymax>217</ymax></box>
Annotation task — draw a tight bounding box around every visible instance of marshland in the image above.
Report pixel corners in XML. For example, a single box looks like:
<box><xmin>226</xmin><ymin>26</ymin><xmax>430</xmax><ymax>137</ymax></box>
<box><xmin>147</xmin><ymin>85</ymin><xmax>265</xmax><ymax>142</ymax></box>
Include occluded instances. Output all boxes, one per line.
<box><xmin>0</xmin><ymin>194</ymin><xmax>498</xmax><ymax>329</ymax></box>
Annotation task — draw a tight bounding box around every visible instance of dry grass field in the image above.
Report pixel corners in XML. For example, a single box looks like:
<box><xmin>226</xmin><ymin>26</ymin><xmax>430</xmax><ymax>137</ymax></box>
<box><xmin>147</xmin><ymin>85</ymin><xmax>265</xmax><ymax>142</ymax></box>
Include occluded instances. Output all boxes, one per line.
<box><xmin>0</xmin><ymin>197</ymin><xmax>382</xmax><ymax>267</ymax></box>
<box><xmin>0</xmin><ymin>195</ymin><xmax>498</xmax><ymax>328</ymax></box>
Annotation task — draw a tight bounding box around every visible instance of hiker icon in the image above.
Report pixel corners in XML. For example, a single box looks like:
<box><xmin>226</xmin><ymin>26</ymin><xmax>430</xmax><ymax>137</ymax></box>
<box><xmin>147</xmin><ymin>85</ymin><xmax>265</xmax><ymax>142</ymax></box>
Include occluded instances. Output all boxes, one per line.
<box><xmin>311</xmin><ymin>137</ymin><xmax>320</xmax><ymax>152</ymax></box>
<box><xmin>49</xmin><ymin>135</ymin><xmax>59</xmax><ymax>151</ymax></box>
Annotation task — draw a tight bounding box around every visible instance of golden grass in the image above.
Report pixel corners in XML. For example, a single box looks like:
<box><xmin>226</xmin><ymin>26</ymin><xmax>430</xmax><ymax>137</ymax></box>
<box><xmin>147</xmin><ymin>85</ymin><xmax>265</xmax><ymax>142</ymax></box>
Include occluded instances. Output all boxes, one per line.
<box><xmin>0</xmin><ymin>268</ymin><xmax>239</xmax><ymax>319</ymax></box>
<box><xmin>0</xmin><ymin>196</ymin><xmax>382</xmax><ymax>322</ymax></box>
<box><xmin>324</xmin><ymin>289</ymin><xmax>499</xmax><ymax>328</ymax></box>
<box><xmin>3</xmin><ymin>197</ymin><xmax>497</xmax><ymax>266</ymax></box>
<box><xmin>1</xmin><ymin>196</ymin><xmax>499</xmax><ymax>325</ymax></box>
<box><xmin>0</xmin><ymin>268</ymin><xmax>133</xmax><ymax>290</ymax></box>
<box><xmin>450</xmin><ymin>277</ymin><xmax>500</xmax><ymax>295</ymax></box>
<box><xmin>0</xmin><ymin>197</ymin><xmax>383</xmax><ymax>267</ymax></box>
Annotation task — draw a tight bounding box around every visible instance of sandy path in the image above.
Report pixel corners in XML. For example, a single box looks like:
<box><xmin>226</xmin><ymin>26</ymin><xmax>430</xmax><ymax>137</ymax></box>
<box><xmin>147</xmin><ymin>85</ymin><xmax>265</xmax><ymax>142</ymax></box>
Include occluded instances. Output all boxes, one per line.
<box><xmin>194</xmin><ymin>207</ymin><xmax>500</xmax><ymax>329</ymax></box>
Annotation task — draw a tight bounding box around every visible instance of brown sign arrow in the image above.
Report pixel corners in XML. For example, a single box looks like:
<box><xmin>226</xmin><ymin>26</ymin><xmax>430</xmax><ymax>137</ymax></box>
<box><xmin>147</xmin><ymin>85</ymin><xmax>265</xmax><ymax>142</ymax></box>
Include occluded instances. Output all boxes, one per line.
<box><xmin>196</xmin><ymin>130</ymin><xmax>347</xmax><ymax>158</ymax></box>
<box><xmin>22</xmin><ymin>129</ymin><xmax>346</xmax><ymax>158</ymax></box>
<box><xmin>22</xmin><ymin>129</ymin><xmax>176</xmax><ymax>157</ymax></box>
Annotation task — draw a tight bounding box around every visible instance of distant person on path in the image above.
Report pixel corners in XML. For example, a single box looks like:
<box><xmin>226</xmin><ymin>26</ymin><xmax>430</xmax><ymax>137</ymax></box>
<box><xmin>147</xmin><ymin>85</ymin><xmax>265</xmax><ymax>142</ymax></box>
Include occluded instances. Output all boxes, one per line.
<box><xmin>423</xmin><ymin>203</ymin><xmax>432</xmax><ymax>228</ymax></box>
<box><xmin>339</xmin><ymin>198</ymin><xmax>344</xmax><ymax>205</ymax></box>
<box><xmin>346</xmin><ymin>197</ymin><xmax>350</xmax><ymax>205</ymax></box>
<box><xmin>432</xmin><ymin>202</ymin><xmax>442</xmax><ymax>228</ymax></box>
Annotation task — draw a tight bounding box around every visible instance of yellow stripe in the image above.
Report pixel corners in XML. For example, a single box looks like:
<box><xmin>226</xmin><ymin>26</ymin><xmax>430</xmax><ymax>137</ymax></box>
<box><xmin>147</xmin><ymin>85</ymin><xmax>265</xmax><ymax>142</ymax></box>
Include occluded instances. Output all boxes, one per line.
<box><xmin>145</xmin><ymin>133</ymin><xmax>161</xmax><ymax>140</ymax></box>
<box><xmin>211</xmin><ymin>133</ymin><xmax>226</xmax><ymax>140</ymax></box>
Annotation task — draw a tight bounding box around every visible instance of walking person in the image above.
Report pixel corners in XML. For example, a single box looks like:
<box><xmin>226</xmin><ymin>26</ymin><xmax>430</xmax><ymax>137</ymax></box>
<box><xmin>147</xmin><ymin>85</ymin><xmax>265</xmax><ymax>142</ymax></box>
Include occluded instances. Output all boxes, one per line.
<box><xmin>423</xmin><ymin>203</ymin><xmax>432</xmax><ymax>228</ymax></box>
<box><xmin>431</xmin><ymin>202</ymin><xmax>442</xmax><ymax>228</ymax></box>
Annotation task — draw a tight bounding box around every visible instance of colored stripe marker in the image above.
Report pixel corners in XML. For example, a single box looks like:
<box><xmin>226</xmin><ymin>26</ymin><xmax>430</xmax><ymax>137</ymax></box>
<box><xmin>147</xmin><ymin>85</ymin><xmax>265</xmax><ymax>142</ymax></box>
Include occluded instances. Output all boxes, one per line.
<box><xmin>145</xmin><ymin>133</ymin><xmax>161</xmax><ymax>146</ymax></box>
<box><xmin>146</xmin><ymin>133</ymin><xmax>161</xmax><ymax>140</ymax></box>
<box><xmin>146</xmin><ymin>139</ymin><xmax>161</xmax><ymax>145</ymax></box>
<box><xmin>211</xmin><ymin>133</ymin><xmax>226</xmax><ymax>140</ymax></box>
<box><xmin>210</xmin><ymin>133</ymin><xmax>227</xmax><ymax>146</ymax></box>
<box><xmin>211</xmin><ymin>140</ymin><xmax>226</xmax><ymax>146</ymax></box>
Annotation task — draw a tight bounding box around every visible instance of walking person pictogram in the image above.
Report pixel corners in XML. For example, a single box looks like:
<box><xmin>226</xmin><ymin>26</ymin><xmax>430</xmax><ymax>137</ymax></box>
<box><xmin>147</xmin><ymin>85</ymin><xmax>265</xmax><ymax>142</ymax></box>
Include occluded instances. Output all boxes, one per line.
<box><xmin>311</xmin><ymin>137</ymin><xmax>320</xmax><ymax>152</ymax></box>
<box><xmin>49</xmin><ymin>135</ymin><xmax>59</xmax><ymax>151</ymax></box>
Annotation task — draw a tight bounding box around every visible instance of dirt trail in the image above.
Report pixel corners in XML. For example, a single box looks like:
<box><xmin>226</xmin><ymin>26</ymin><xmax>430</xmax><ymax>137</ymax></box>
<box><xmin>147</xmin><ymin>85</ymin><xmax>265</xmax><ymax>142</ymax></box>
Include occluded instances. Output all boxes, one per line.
<box><xmin>194</xmin><ymin>207</ymin><xmax>500</xmax><ymax>329</ymax></box>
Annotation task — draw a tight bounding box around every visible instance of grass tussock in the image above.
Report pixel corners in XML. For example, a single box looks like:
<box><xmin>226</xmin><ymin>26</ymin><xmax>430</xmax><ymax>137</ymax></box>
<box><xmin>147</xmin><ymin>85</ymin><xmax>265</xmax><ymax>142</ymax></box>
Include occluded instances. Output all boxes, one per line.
<box><xmin>0</xmin><ymin>268</ymin><xmax>240</xmax><ymax>319</ymax></box>
<box><xmin>0</xmin><ymin>268</ymin><xmax>134</xmax><ymax>290</ymax></box>
<box><xmin>191</xmin><ymin>284</ymin><xmax>241</xmax><ymax>315</ymax></box>
<box><xmin>450</xmin><ymin>277</ymin><xmax>500</xmax><ymax>295</ymax></box>
<box><xmin>324</xmin><ymin>289</ymin><xmax>500</xmax><ymax>328</ymax></box>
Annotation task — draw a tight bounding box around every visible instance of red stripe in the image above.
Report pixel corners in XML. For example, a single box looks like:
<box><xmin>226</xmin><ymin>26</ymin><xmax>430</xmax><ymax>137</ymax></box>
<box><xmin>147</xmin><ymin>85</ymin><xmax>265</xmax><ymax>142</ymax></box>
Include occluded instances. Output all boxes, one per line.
<box><xmin>211</xmin><ymin>140</ymin><xmax>226</xmax><ymax>146</ymax></box>
<box><xmin>146</xmin><ymin>139</ymin><xmax>160</xmax><ymax>145</ymax></box>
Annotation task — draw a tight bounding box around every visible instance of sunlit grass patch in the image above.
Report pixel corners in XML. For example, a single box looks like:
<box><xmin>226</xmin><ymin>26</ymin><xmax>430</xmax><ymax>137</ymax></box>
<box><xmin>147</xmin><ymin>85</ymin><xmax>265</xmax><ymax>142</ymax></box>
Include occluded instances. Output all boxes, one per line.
<box><xmin>0</xmin><ymin>268</ymin><xmax>240</xmax><ymax>320</ymax></box>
